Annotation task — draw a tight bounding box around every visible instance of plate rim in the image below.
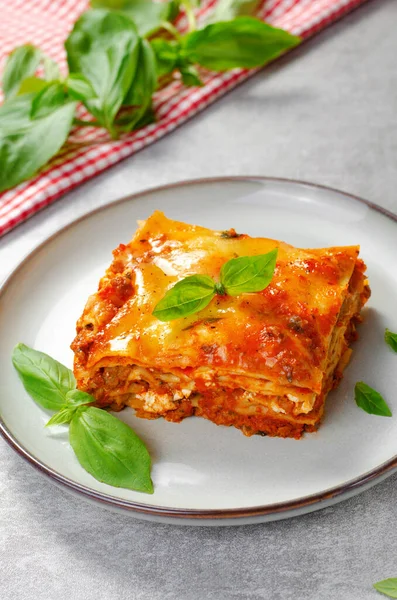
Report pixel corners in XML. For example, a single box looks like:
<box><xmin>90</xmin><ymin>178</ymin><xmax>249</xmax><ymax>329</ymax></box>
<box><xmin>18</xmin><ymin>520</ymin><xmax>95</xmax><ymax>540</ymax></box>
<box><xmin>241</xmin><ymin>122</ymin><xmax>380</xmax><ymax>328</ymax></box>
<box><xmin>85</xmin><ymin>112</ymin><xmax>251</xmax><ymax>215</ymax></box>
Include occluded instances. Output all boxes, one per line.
<box><xmin>1</xmin><ymin>175</ymin><xmax>397</xmax><ymax>521</ymax></box>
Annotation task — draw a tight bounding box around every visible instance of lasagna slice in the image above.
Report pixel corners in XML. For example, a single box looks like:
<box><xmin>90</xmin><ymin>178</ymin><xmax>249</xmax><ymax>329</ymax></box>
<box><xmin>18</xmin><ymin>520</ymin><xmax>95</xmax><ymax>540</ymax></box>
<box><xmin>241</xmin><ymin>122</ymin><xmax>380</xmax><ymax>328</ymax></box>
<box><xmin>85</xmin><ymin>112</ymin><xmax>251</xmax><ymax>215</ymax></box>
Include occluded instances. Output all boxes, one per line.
<box><xmin>71</xmin><ymin>211</ymin><xmax>370</xmax><ymax>439</ymax></box>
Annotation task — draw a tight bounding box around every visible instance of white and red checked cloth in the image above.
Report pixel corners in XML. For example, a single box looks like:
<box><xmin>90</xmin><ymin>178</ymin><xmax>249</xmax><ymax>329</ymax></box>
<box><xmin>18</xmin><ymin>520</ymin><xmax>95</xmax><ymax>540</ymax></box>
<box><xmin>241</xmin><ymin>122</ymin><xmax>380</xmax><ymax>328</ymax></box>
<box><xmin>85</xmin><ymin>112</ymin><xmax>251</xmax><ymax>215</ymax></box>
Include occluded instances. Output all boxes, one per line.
<box><xmin>0</xmin><ymin>0</ymin><xmax>369</xmax><ymax>237</ymax></box>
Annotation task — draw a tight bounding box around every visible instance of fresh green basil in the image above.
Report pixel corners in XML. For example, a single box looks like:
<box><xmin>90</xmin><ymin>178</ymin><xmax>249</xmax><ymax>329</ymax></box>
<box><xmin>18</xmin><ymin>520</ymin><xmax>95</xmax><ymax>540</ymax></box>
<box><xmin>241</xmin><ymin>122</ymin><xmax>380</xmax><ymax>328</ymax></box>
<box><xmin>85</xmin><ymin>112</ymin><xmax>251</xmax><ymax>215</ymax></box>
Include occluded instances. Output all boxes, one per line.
<box><xmin>385</xmin><ymin>329</ymin><xmax>397</xmax><ymax>353</ymax></box>
<box><xmin>0</xmin><ymin>6</ymin><xmax>301</xmax><ymax>192</ymax></box>
<box><xmin>13</xmin><ymin>343</ymin><xmax>153</xmax><ymax>493</ymax></box>
<box><xmin>209</xmin><ymin>0</ymin><xmax>261</xmax><ymax>23</ymax></box>
<box><xmin>354</xmin><ymin>382</ymin><xmax>392</xmax><ymax>417</ymax></box>
<box><xmin>181</xmin><ymin>17</ymin><xmax>300</xmax><ymax>71</ymax></box>
<box><xmin>90</xmin><ymin>0</ymin><xmax>180</xmax><ymax>37</ymax></box>
<box><xmin>0</xmin><ymin>94</ymin><xmax>76</xmax><ymax>193</ymax></box>
<box><xmin>17</xmin><ymin>77</ymin><xmax>49</xmax><ymax>96</ymax></box>
<box><xmin>69</xmin><ymin>406</ymin><xmax>153</xmax><ymax>493</ymax></box>
<box><xmin>46</xmin><ymin>390</ymin><xmax>94</xmax><ymax>426</ymax></box>
<box><xmin>1</xmin><ymin>45</ymin><xmax>62</xmax><ymax>101</ymax></box>
<box><xmin>12</xmin><ymin>343</ymin><xmax>76</xmax><ymax>411</ymax></box>
<box><xmin>66</xmin><ymin>389</ymin><xmax>95</xmax><ymax>407</ymax></box>
<box><xmin>121</xmin><ymin>38</ymin><xmax>157</xmax><ymax>132</ymax></box>
<box><xmin>0</xmin><ymin>5</ymin><xmax>301</xmax><ymax>193</ymax></box>
<box><xmin>65</xmin><ymin>9</ymin><xmax>140</xmax><ymax>134</ymax></box>
<box><xmin>153</xmin><ymin>250</ymin><xmax>278</xmax><ymax>320</ymax></box>
<box><xmin>180</xmin><ymin>65</ymin><xmax>203</xmax><ymax>87</ymax></box>
<box><xmin>220</xmin><ymin>249</ymin><xmax>278</xmax><ymax>296</ymax></box>
<box><xmin>46</xmin><ymin>407</ymin><xmax>76</xmax><ymax>427</ymax></box>
<box><xmin>153</xmin><ymin>274</ymin><xmax>216</xmax><ymax>321</ymax></box>
<box><xmin>151</xmin><ymin>38</ymin><xmax>181</xmax><ymax>79</ymax></box>
<box><xmin>0</xmin><ymin>94</ymin><xmax>35</xmax><ymax>131</ymax></box>
<box><xmin>373</xmin><ymin>578</ymin><xmax>397</xmax><ymax>598</ymax></box>
<box><xmin>65</xmin><ymin>74</ymin><xmax>97</xmax><ymax>102</ymax></box>
<box><xmin>150</xmin><ymin>39</ymin><xmax>201</xmax><ymax>85</ymax></box>
<box><xmin>31</xmin><ymin>82</ymin><xmax>66</xmax><ymax>119</ymax></box>
<box><xmin>2</xmin><ymin>45</ymin><xmax>42</xmax><ymax>99</ymax></box>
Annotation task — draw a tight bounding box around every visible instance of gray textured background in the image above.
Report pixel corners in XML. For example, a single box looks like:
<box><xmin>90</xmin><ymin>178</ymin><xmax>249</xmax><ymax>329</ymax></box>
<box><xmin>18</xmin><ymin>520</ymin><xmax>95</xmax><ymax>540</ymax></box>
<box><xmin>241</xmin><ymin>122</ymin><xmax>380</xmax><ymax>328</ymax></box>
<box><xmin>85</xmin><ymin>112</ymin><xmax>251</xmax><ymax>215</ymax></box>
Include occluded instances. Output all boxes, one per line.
<box><xmin>1</xmin><ymin>1</ymin><xmax>397</xmax><ymax>598</ymax></box>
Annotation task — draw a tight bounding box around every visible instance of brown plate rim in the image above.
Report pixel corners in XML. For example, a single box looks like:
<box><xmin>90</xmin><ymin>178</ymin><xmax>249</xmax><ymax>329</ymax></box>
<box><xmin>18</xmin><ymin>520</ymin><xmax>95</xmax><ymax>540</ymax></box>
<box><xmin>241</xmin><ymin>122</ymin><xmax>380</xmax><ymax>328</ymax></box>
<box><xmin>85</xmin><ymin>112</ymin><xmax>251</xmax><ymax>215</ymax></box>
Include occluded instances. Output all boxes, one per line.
<box><xmin>1</xmin><ymin>175</ymin><xmax>397</xmax><ymax>521</ymax></box>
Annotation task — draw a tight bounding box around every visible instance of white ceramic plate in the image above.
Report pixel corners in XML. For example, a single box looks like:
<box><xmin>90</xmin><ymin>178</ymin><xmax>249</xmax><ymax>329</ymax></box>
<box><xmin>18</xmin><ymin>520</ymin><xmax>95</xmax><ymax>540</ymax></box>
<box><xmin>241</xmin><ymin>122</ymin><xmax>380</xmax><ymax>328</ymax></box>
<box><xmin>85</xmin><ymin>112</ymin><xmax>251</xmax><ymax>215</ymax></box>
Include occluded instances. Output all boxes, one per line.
<box><xmin>1</xmin><ymin>177</ymin><xmax>397</xmax><ymax>526</ymax></box>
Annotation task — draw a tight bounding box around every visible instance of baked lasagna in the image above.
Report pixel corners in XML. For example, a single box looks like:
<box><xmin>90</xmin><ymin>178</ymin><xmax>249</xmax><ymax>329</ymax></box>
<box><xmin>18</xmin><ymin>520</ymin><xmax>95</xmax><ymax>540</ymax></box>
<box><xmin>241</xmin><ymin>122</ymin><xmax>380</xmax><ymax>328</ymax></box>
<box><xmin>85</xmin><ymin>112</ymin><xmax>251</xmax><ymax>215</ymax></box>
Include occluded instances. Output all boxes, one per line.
<box><xmin>71</xmin><ymin>211</ymin><xmax>370</xmax><ymax>439</ymax></box>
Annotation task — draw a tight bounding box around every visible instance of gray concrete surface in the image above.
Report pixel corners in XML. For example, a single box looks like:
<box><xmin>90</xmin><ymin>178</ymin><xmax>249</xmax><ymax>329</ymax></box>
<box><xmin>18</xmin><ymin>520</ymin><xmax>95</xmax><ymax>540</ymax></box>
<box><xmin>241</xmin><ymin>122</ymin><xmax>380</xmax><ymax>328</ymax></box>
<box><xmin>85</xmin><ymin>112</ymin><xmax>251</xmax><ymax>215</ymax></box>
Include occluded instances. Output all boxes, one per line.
<box><xmin>1</xmin><ymin>1</ymin><xmax>397</xmax><ymax>598</ymax></box>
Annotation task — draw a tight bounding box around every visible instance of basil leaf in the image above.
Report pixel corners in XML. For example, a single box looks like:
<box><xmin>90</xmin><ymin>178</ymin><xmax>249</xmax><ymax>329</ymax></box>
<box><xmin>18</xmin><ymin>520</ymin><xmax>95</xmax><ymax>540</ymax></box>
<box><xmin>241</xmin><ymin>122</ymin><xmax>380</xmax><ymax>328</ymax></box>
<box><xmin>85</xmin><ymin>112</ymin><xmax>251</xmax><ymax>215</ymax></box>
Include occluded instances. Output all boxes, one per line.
<box><xmin>12</xmin><ymin>343</ymin><xmax>76</xmax><ymax>411</ymax></box>
<box><xmin>17</xmin><ymin>77</ymin><xmax>49</xmax><ymax>96</ymax></box>
<box><xmin>90</xmin><ymin>0</ymin><xmax>180</xmax><ymax>37</ymax></box>
<box><xmin>2</xmin><ymin>44</ymin><xmax>42</xmax><ymax>99</ymax></box>
<box><xmin>181</xmin><ymin>17</ymin><xmax>300</xmax><ymax>71</ymax></box>
<box><xmin>180</xmin><ymin>64</ymin><xmax>203</xmax><ymax>87</ymax></box>
<box><xmin>0</xmin><ymin>95</ymin><xmax>76</xmax><ymax>193</ymax></box>
<box><xmin>46</xmin><ymin>408</ymin><xmax>76</xmax><ymax>427</ymax></box>
<box><xmin>65</xmin><ymin>9</ymin><xmax>139</xmax><ymax>133</ymax></box>
<box><xmin>220</xmin><ymin>249</ymin><xmax>278</xmax><ymax>296</ymax></box>
<box><xmin>373</xmin><ymin>578</ymin><xmax>397</xmax><ymax>598</ymax></box>
<box><xmin>66</xmin><ymin>389</ymin><xmax>95</xmax><ymax>407</ymax></box>
<box><xmin>43</xmin><ymin>55</ymin><xmax>61</xmax><ymax>81</ymax></box>
<box><xmin>153</xmin><ymin>275</ymin><xmax>216</xmax><ymax>321</ymax></box>
<box><xmin>151</xmin><ymin>38</ymin><xmax>181</xmax><ymax>79</ymax></box>
<box><xmin>355</xmin><ymin>382</ymin><xmax>392</xmax><ymax>417</ymax></box>
<box><xmin>385</xmin><ymin>329</ymin><xmax>397</xmax><ymax>353</ymax></box>
<box><xmin>65</xmin><ymin>74</ymin><xmax>97</xmax><ymax>102</ymax></box>
<box><xmin>121</xmin><ymin>38</ymin><xmax>157</xmax><ymax>132</ymax></box>
<box><xmin>209</xmin><ymin>0</ymin><xmax>261</xmax><ymax>23</ymax></box>
<box><xmin>31</xmin><ymin>82</ymin><xmax>66</xmax><ymax>119</ymax></box>
<box><xmin>69</xmin><ymin>407</ymin><xmax>153</xmax><ymax>493</ymax></box>
<box><xmin>0</xmin><ymin>94</ymin><xmax>35</xmax><ymax>131</ymax></box>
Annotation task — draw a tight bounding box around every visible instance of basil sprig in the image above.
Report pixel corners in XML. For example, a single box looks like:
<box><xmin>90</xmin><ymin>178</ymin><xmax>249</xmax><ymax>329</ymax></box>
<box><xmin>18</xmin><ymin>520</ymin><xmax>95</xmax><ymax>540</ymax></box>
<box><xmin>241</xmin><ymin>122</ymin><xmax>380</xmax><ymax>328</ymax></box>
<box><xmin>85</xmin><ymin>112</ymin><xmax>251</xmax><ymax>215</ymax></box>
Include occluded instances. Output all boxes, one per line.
<box><xmin>12</xmin><ymin>343</ymin><xmax>153</xmax><ymax>494</ymax></box>
<box><xmin>153</xmin><ymin>249</ymin><xmax>278</xmax><ymax>321</ymax></box>
<box><xmin>0</xmin><ymin>2</ymin><xmax>300</xmax><ymax>193</ymax></box>
<box><xmin>373</xmin><ymin>578</ymin><xmax>397</xmax><ymax>598</ymax></box>
<box><xmin>354</xmin><ymin>382</ymin><xmax>392</xmax><ymax>417</ymax></box>
<box><xmin>385</xmin><ymin>328</ymin><xmax>397</xmax><ymax>353</ymax></box>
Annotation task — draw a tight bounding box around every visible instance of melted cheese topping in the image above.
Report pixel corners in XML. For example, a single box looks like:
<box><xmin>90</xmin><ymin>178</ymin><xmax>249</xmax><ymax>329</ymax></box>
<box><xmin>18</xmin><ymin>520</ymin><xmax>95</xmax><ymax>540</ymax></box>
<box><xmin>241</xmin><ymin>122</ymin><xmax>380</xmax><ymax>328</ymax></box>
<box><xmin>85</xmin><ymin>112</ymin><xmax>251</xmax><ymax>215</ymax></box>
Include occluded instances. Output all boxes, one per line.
<box><xmin>76</xmin><ymin>211</ymin><xmax>361</xmax><ymax>396</ymax></box>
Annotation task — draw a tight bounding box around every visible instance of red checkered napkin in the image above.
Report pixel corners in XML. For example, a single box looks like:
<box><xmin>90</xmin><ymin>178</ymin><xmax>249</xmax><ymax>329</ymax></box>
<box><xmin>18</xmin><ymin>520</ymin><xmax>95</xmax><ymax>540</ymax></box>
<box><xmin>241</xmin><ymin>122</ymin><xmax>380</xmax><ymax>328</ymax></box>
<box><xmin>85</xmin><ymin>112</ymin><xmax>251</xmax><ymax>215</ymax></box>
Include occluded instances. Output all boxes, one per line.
<box><xmin>0</xmin><ymin>0</ymin><xmax>368</xmax><ymax>236</ymax></box>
